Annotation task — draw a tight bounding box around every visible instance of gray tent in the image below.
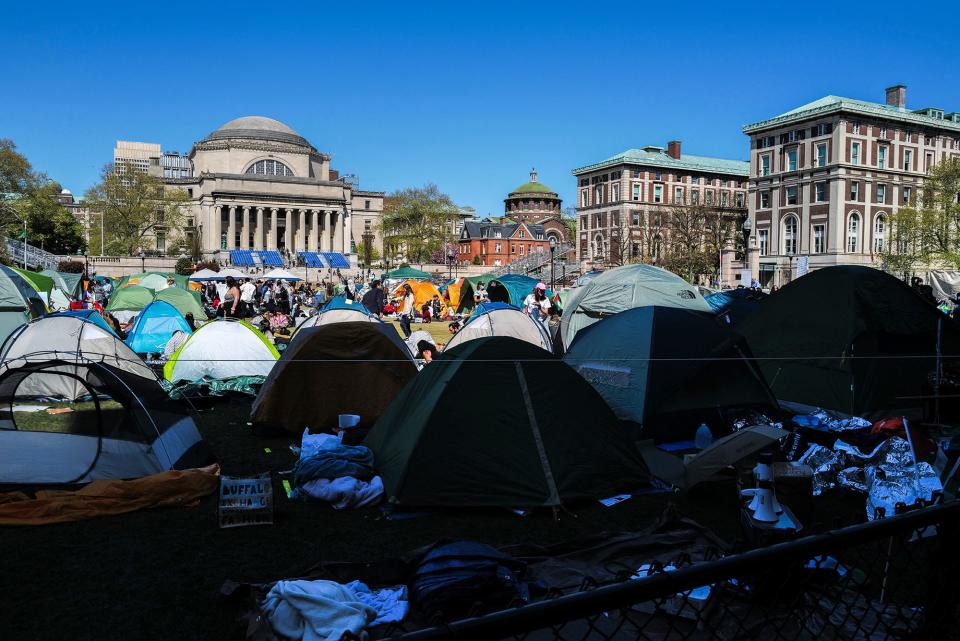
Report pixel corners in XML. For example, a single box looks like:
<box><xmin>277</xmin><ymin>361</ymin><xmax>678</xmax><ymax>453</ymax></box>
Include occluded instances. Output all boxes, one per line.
<box><xmin>561</xmin><ymin>264</ymin><xmax>711</xmax><ymax>349</ymax></box>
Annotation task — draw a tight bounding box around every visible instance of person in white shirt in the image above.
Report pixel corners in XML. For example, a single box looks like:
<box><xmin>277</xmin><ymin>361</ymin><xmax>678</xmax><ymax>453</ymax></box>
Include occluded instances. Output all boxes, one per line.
<box><xmin>399</xmin><ymin>284</ymin><xmax>416</xmax><ymax>338</ymax></box>
<box><xmin>239</xmin><ymin>278</ymin><xmax>256</xmax><ymax>316</ymax></box>
<box><xmin>523</xmin><ymin>283</ymin><xmax>551</xmax><ymax>331</ymax></box>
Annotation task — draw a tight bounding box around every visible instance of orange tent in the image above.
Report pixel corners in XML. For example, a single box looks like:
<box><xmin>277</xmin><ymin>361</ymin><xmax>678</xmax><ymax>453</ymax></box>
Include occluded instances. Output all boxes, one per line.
<box><xmin>392</xmin><ymin>279</ymin><xmax>446</xmax><ymax>317</ymax></box>
<box><xmin>445</xmin><ymin>279</ymin><xmax>464</xmax><ymax>310</ymax></box>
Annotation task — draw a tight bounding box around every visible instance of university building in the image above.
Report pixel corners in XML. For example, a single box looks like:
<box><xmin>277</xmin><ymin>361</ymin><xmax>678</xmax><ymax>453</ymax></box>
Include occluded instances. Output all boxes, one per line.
<box><xmin>572</xmin><ymin>141</ymin><xmax>749</xmax><ymax>267</ymax></box>
<box><xmin>114</xmin><ymin>116</ymin><xmax>383</xmax><ymax>266</ymax></box>
<box><xmin>743</xmin><ymin>85</ymin><xmax>960</xmax><ymax>287</ymax></box>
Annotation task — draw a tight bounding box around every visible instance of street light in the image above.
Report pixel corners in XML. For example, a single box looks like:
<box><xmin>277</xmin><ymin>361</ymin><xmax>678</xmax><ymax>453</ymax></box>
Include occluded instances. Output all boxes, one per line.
<box><xmin>447</xmin><ymin>247</ymin><xmax>454</xmax><ymax>281</ymax></box>
<box><xmin>549</xmin><ymin>237</ymin><xmax>556</xmax><ymax>292</ymax></box>
<box><xmin>139</xmin><ymin>250</ymin><xmax>145</xmax><ymax>272</ymax></box>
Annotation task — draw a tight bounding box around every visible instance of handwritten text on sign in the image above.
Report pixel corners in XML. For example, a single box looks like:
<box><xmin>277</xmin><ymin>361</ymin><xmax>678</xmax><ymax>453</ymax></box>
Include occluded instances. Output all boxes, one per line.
<box><xmin>219</xmin><ymin>474</ymin><xmax>274</xmax><ymax>528</ymax></box>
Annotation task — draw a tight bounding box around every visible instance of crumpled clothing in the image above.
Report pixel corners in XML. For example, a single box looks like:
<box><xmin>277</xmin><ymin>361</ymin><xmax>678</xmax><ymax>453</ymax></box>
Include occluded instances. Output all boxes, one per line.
<box><xmin>300</xmin><ymin>430</ymin><xmax>342</xmax><ymax>460</ymax></box>
<box><xmin>343</xmin><ymin>580</ymin><xmax>408</xmax><ymax>626</ymax></box>
<box><xmin>261</xmin><ymin>579</ymin><xmax>376</xmax><ymax>641</ymax></box>
<box><xmin>293</xmin><ymin>444</ymin><xmax>375</xmax><ymax>487</ymax></box>
<box><xmin>295</xmin><ymin>476</ymin><xmax>384</xmax><ymax>509</ymax></box>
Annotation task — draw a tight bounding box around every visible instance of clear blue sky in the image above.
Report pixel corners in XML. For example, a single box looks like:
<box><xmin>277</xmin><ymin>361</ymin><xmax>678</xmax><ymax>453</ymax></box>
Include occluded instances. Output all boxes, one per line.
<box><xmin>2</xmin><ymin>2</ymin><xmax>958</xmax><ymax>218</ymax></box>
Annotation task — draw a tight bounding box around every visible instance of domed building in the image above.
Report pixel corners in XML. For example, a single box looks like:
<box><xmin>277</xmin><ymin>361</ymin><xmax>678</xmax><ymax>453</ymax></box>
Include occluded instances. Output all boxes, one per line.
<box><xmin>504</xmin><ymin>169</ymin><xmax>570</xmax><ymax>246</ymax></box>
<box><xmin>160</xmin><ymin>116</ymin><xmax>383</xmax><ymax>265</ymax></box>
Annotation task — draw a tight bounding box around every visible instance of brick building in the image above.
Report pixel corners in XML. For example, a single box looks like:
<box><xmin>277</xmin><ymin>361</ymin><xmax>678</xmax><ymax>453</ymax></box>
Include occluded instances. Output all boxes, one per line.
<box><xmin>572</xmin><ymin>141</ymin><xmax>748</xmax><ymax>268</ymax></box>
<box><xmin>743</xmin><ymin>85</ymin><xmax>960</xmax><ymax>287</ymax></box>
<box><xmin>503</xmin><ymin>169</ymin><xmax>571</xmax><ymax>248</ymax></box>
<box><xmin>457</xmin><ymin>220</ymin><xmax>549</xmax><ymax>267</ymax></box>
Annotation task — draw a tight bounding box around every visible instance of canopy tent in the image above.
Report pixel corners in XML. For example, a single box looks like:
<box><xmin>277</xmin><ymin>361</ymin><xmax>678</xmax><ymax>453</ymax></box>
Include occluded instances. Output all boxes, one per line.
<box><xmin>262</xmin><ymin>268</ymin><xmax>302</xmax><ymax>281</ymax></box>
<box><xmin>391</xmin><ymin>280</ymin><xmax>446</xmax><ymax>316</ymax></box>
<box><xmin>164</xmin><ymin>319</ymin><xmax>278</xmax><ymax>383</ymax></box>
<box><xmin>705</xmin><ymin>288</ymin><xmax>768</xmax><ymax>326</ymax></box>
<box><xmin>252</xmin><ymin>322</ymin><xmax>417</xmax><ymax>436</ymax></box>
<box><xmin>564</xmin><ymin>306</ymin><xmax>778</xmax><ymax>441</ymax></box>
<box><xmin>153</xmin><ymin>286</ymin><xmax>206</xmax><ymax>320</ymax></box>
<box><xmin>738</xmin><ymin>265</ymin><xmax>960</xmax><ymax>418</ymax></box>
<box><xmin>296</xmin><ymin>296</ymin><xmax>380</xmax><ymax>331</ymax></box>
<box><xmin>105</xmin><ymin>285</ymin><xmax>154</xmax><ymax>313</ymax></box>
<box><xmin>12</xmin><ymin>268</ymin><xmax>54</xmax><ymax>299</ymax></box>
<box><xmin>188</xmin><ymin>269</ymin><xmax>220</xmax><ymax>281</ymax></box>
<box><xmin>560</xmin><ymin>264</ymin><xmax>710</xmax><ymax>349</ymax></box>
<box><xmin>384</xmin><ymin>266</ymin><xmax>432</xmax><ymax>281</ymax></box>
<box><xmin>41</xmin><ymin>269</ymin><xmax>83</xmax><ymax>298</ymax></box>
<box><xmin>48</xmin><ymin>309</ymin><xmax>118</xmax><ymax>336</ymax></box>
<box><xmin>0</xmin><ymin>314</ymin><xmax>156</xmax><ymax>400</ymax></box>
<box><xmin>0</xmin><ymin>266</ymin><xmax>47</xmax><ymax>345</ymax></box>
<box><xmin>217</xmin><ymin>268</ymin><xmax>248</xmax><ymax>279</ymax></box>
<box><xmin>365</xmin><ymin>337</ymin><xmax>648</xmax><ymax>508</ymax></box>
<box><xmin>445</xmin><ymin>302</ymin><xmax>551</xmax><ymax>352</ymax></box>
<box><xmin>0</xmin><ymin>359</ymin><xmax>207</xmax><ymax>484</ymax></box>
<box><xmin>125</xmin><ymin>300</ymin><xmax>192</xmax><ymax>355</ymax></box>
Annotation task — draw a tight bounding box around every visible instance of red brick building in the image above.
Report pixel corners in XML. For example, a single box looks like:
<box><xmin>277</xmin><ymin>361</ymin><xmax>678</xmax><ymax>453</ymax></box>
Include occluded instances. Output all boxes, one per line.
<box><xmin>457</xmin><ymin>220</ymin><xmax>549</xmax><ymax>267</ymax></box>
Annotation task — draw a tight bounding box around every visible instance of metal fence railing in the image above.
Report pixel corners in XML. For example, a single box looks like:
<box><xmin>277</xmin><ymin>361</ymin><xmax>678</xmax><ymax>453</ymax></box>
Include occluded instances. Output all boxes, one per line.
<box><xmin>4</xmin><ymin>236</ymin><xmax>60</xmax><ymax>271</ymax></box>
<box><xmin>384</xmin><ymin>500</ymin><xmax>960</xmax><ymax>641</ymax></box>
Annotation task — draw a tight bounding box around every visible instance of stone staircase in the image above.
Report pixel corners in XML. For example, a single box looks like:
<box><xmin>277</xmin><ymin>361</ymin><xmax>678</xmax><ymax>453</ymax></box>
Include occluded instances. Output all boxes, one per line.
<box><xmin>5</xmin><ymin>237</ymin><xmax>60</xmax><ymax>270</ymax></box>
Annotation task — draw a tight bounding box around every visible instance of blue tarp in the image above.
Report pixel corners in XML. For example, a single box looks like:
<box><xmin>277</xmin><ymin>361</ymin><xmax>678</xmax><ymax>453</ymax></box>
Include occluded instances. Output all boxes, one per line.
<box><xmin>125</xmin><ymin>300</ymin><xmax>191</xmax><ymax>354</ymax></box>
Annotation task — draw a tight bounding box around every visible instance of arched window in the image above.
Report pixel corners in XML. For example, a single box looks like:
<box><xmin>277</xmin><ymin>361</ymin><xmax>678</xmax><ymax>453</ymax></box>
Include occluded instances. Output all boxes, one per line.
<box><xmin>783</xmin><ymin>215</ymin><xmax>798</xmax><ymax>255</ymax></box>
<box><xmin>847</xmin><ymin>212</ymin><xmax>860</xmax><ymax>253</ymax></box>
<box><xmin>593</xmin><ymin>234</ymin><xmax>605</xmax><ymax>259</ymax></box>
<box><xmin>874</xmin><ymin>214</ymin><xmax>886</xmax><ymax>253</ymax></box>
<box><xmin>245</xmin><ymin>159</ymin><xmax>295</xmax><ymax>177</ymax></box>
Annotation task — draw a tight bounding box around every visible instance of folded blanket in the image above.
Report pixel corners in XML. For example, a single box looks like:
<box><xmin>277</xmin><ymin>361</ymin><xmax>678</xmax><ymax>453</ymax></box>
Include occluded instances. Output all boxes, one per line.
<box><xmin>294</xmin><ymin>444</ymin><xmax>375</xmax><ymax>486</ymax></box>
<box><xmin>261</xmin><ymin>579</ymin><xmax>376</xmax><ymax>641</ymax></box>
<box><xmin>297</xmin><ymin>476</ymin><xmax>384</xmax><ymax>509</ymax></box>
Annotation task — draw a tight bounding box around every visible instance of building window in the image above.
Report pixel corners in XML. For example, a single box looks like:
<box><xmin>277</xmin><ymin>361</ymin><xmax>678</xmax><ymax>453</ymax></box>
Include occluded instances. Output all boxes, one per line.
<box><xmin>652</xmin><ymin>236</ymin><xmax>662</xmax><ymax>260</ymax></box>
<box><xmin>706</xmin><ymin>191</ymin><xmax>714</xmax><ymax>206</ymax></box>
<box><xmin>364</xmin><ymin>199</ymin><xmax>371</xmax><ymax>209</ymax></box>
<box><xmin>876</xmin><ymin>184</ymin><xmax>886</xmax><ymax>203</ymax></box>
<box><xmin>816</xmin><ymin>143</ymin><xmax>827</xmax><ymax>167</ymax></box>
<box><xmin>758</xmin><ymin>229</ymin><xmax>769</xmax><ymax>256</ymax></box>
<box><xmin>691</xmin><ymin>176</ymin><xmax>700</xmax><ymax>185</ymax></box>
<box><xmin>904</xmin><ymin>149</ymin><xmax>912</xmax><ymax>172</ymax></box>
<box><xmin>595</xmin><ymin>213</ymin><xmax>602</xmax><ymax>227</ymax></box>
<box><xmin>580</xmin><ymin>189</ymin><xmax>588</xmax><ymax>207</ymax></box>
<box><xmin>631</xmin><ymin>211</ymin><xmax>641</xmax><ymax>226</ymax></box>
<box><xmin>519</xmin><ymin>229</ymin><xmax>525</xmax><ymax>238</ymax></box>
<box><xmin>156</xmin><ymin>232</ymin><xmax>166</xmax><ymax>252</ymax></box>
<box><xmin>674</xmin><ymin>186</ymin><xmax>683</xmax><ymax>203</ymax></box>
<box><xmin>245</xmin><ymin>159</ymin><xmax>295</xmax><ymax>176</ymax></box>
<box><xmin>495</xmin><ymin>243</ymin><xmax>501</xmax><ymax>252</ymax></box>
<box><xmin>815</xmin><ymin>182</ymin><xmax>826</xmax><ymax>202</ymax></box>
<box><xmin>787</xmin><ymin>149</ymin><xmax>798</xmax><ymax>171</ymax></box>
<box><xmin>783</xmin><ymin>216</ymin><xmax>798</xmax><ymax>255</ymax></box>
<box><xmin>595</xmin><ymin>186</ymin><xmax>603</xmax><ymax>204</ymax></box>
<box><xmin>736</xmin><ymin>192</ymin><xmax>744</xmax><ymax>207</ymax></box>
<box><xmin>853</xmin><ymin>122</ymin><xmax>861</xmax><ymax>134</ymax></box>
<box><xmin>691</xmin><ymin>190</ymin><xmax>699</xmax><ymax>205</ymax></box>
<box><xmin>612</xmin><ymin>183</ymin><xmax>620</xmax><ymax>201</ymax></box>
<box><xmin>847</xmin><ymin>213</ymin><xmax>860</xmax><ymax>253</ymax></box>
<box><xmin>632</xmin><ymin>183</ymin><xmax>640</xmax><ymax>200</ymax></box>
<box><xmin>511</xmin><ymin>244</ymin><xmax>516</xmax><ymax>254</ymax></box>
<box><xmin>879</xmin><ymin>127</ymin><xmax>887</xmax><ymax>139</ymax></box>
<box><xmin>851</xmin><ymin>142</ymin><xmax>861</xmax><ymax>165</ymax></box>
<box><xmin>874</xmin><ymin>215</ymin><xmax>886</xmax><ymax>253</ymax></box>
<box><xmin>760</xmin><ymin>191</ymin><xmax>770</xmax><ymax>208</ymax></box>
<box><xmin>903</xmin><ymin>186</ymin><xmax>912</xmax><ymax>203</ymax></box>
<box><xmin>655</xmin><ymin>171</ymin><xmax>662</xmax><ymax>181</ymax></box>
<box><xmin>786</xmin><ymin>186</ymin><xmax>798</xmax><ymax>205</ymax></box>
<box><xmin>519</xmin><ymin>245</ymin><xmax>525</xmax><ymax>255</ymax></box>
<box><xmin>760</xmin><ymin>155</ymin><xmax>771</xmax><ymax>176</ymax></box>
<box><xmin>878</xmin><ymin>146</ymin><xmax>887</xmax><ymax>169</ymax></box>
<box><xmin>850</xmin><ymin>181</ymin><xmax>859</xmax><ymax>200</ymax></box>
<box><xmin>813</xmin><ymin>224</ymin><xmax>825</xmax><ymax>254</ymax></box>
<box><xmin>654</xmin><ymin>185</ymin><xmax>662</xmax><ymax>203</ymax></box>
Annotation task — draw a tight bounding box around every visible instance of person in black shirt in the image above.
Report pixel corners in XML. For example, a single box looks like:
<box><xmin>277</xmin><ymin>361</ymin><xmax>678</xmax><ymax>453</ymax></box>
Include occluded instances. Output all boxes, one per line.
<box><xmin>361</xmin><ymin>280</ymin><xmax>386</xmax><ymax>316</ymax></box>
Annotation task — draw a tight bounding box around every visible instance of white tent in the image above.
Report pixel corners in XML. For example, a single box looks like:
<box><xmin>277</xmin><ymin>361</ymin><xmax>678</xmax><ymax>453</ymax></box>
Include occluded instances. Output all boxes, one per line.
<box><xmin>446</xmin><ymin>303</ymin><xmax>551</xmax><ymax>352</ymax></box>
<box><xmin>218</xmin><ymin>268</ymin><xmax>248</xmax><ymax>279</ymax></box>
<box><xmin>164</xmin><ymin>319</ymin><xmax>279</xmax><ymax>383</ymax></box>
<box><xmin>263</xmin><ymin>268</ymin><xmax>303</xmax><ymax>281</ymax></box>
<box><xmin>188</xmin><ymin>269</ymin><xmax>220</xmax><ymax>281</ymax></box>
<box><xmin>0</xmin><ymin>315</ymin><xmax>157</xmax><ymax>400</ymax></box>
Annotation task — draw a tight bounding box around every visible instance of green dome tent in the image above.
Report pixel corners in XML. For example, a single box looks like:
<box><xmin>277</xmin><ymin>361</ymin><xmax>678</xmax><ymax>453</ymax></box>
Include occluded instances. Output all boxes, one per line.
<box><xmin>41</xmin><ymin>269</ymin><xmax>83</xmax><ymax>298</ymax></box>
<box><xmin>164</xmin><ymin>319</ymin><xmax>278</xmax><ymax>383</ymax></box>
<box><xmin>153</xmin><ymin>286</ymin><xmax>206</xmax><ymax>320</ymax></box>
<box><xmin>738</xmin><ymin>266</ymin><xmax>960</xmax><ymax>418</ymax></box>
<box><xmin>11</xmin><ymin>268</ymin><xmax>54</xmax><ymax>299</ymax></box>
<box><xmin>105</xmin><ymin>285</ymin><xmax>154</xmax><ymax>313</ymax></box>
<box><xmin>365</xmin><ymin>337</ymin><xmax>648</xmax><ymax>508</ymax></box>
<box><xmin>560</xmin><ymin>264</ymin><xmax>710</xmax><ymax>349</ymax></box>
<box><xmin>564</xmin><ymin>306</ymin><xmax>778</xmax><ymax>441</ymax></box>
<box><xmin>0</xmin><ymin>266</ymin><xmax>47</xmax><ymax>343</ymax></box>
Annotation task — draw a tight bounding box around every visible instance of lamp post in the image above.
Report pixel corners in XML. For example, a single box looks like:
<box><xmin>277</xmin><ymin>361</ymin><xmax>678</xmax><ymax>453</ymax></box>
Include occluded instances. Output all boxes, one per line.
<box><xmin>447</xmin><ymin>247</ymin><xmax>454</xmax><ymax>281</ymax></box>
<box><xmin>139</xmin><ymin>250</ymin><xmax>145</xmax><ymax>272</ymax></box>
<box><xmin>549</xmin><ymin>237</ymin><xmax>556</xmax><ymax>291</ymax></box>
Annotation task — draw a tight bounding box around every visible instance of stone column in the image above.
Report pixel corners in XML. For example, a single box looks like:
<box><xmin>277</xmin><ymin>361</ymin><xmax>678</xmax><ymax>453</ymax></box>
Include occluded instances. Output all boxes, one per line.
<box><xmin>209</xmin><ymin>204</ymin><xmax>221</xmax><ymax>252</ymax></box>
<box><xmin>255</xmin><ymin>207</ymin><xmax>264</xmax><ymax>249</ymax></box>
<box><xmin>269</xmin><ymin>207</ymin><xmax>278</xmax><ymax>249</ymax></box>
<box><xmin>310</xmin><ymin>209</ymin><xmax>320</xmax><ymax>252</ymax></box>
<box><xmin>227</xmin><ymin>205</ymin><xmax>237</xmax><ymax>250</ymax></box>
<box><xmin>747</xmin><ymin>235</ymin><xmax>760</xmax><ymax>283</ymax></box>
<box><xmin>284</xmin><ymin>209</ymin><xmax>293</xmax><ymax>253</ymax></box>
<box><xmin>333</xmin><ymin>211</ymin><xmax>343</xmax><ymax>254</ymax></box>
<box><xmin>298</xmin><ymin>209</ymin><xmax>307</xmax><ymax>256</ymax></box>
<box><xmin>321</xmin><ymin>211</ymin><xmax>330</xmax><ymax>252</ymax></box>
<box><xmin>720</xmin><ymin>238</ymin><xmax>735</xmax><ymax>287</ymax></box>
<box><xmin>341</xmin><ymin>207</ymin><xmax>351</xmax><ymax>253</ymax></box>
<box><xmin>240</xmin><ymin>206</ymin><xmax>250</xmax><ymax>249</ymax></box>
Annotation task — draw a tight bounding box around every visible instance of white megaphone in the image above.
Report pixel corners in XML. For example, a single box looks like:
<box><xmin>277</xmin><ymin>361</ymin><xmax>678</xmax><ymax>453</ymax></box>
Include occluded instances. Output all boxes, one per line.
<box><xmin>752</xmin><ymin>486</ymin><xmax>780</xmax><ymax>523</ymax></box>
<box><xmin>747</xmin><ymin>452</ymin><xmax>782</xmax><ymax>516</ymax></box>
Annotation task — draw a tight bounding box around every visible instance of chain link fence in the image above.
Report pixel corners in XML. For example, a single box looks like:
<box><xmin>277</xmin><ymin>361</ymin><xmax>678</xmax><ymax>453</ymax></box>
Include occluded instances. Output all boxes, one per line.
<box><xmin>382</xmin><ymin>501</ymin><xmax>960</xmax><ymax>641</ymax></box>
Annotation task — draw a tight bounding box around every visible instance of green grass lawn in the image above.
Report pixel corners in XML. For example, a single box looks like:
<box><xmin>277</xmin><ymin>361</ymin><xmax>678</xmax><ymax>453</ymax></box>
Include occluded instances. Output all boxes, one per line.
<box><xmin>11</xmin><ymin>400</ymin><xmax>125</xmax><ymax>433</ymax></box>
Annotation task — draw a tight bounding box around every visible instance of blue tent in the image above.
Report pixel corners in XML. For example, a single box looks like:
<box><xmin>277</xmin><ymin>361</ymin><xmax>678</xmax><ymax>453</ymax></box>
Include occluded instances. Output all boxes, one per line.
<box><xmin>125</xmin><ymin>300</ymin><xmax>191</xmax><ymax>354</ymax></box>
<box><xmin>705</xmin><ymin>288</ymin><xmax>768</xmax><ymax>326</ymax></box>
<box><xmin>49</xmin><ymin>309</ymin><xmax>118</xmax><ymax>336</ymax></box>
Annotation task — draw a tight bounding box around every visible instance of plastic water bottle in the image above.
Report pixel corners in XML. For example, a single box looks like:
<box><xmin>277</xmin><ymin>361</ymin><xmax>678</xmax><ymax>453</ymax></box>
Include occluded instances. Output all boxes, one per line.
<box><xmin>694</xmin><ymin>423</ymin><xmax>714</xmax><ymax>450</ymax></box>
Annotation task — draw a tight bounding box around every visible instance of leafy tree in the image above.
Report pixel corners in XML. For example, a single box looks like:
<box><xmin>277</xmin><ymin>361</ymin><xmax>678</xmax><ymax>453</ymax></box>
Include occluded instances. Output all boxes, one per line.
<box><xmin>881</xmin><ymin>158</ymin><xmax>960</xmax><ymax>273</ymax></box>
<box><xmin>380</xmin><ymin>184</ymin><xmax>459</xmax><ymax>264</ymax></box>
<box><xmin>355</xmin><ymin>240</ymin><xmax>381</xmax><ymax>267</ymax></box>
<box><xmin>430</xmin><ymin>242</ymin><xmax>458</xmax><ymax>264</ymax></box>
<box><xmin>57</xmin><ymin>259</ymin><xmax>85</xmax><ymax>273</ymax></box>
<box><xmin>84</xmin><ymin>161</ymin><xmax>190</xmax><ymax>256</ymax></box>
<box><xmin>174</xmin><ymin>257</ymin><xmax>194</xmax><ymax>275</ymax></box>
<box><xmin>472</xmin><ymin>254</ymin><xmax>482</xmax><ymax>265</ymax></box>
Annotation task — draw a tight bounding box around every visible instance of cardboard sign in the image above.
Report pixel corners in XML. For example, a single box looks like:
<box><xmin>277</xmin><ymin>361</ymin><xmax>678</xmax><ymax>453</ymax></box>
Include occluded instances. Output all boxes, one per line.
<box><xmin>219</xmin><ymin>473</ymin><xmax>274</xmax><ymax>528</ymax></box>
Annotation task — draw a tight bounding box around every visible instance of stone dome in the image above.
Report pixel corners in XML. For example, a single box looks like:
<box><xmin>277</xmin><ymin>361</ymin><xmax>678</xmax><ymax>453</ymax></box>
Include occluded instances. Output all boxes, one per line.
<box><xmin>202</xmin><ymin>116</ymin><xmax>311</xmax><ymax>147</ymax></box>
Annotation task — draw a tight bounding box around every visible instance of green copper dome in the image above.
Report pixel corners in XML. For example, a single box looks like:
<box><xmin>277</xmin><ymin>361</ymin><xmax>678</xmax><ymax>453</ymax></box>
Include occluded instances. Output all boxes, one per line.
<box><xmin>509</xmin><ymin>169</ymin><xmax>557</xmax><ymax>196</ymax></box>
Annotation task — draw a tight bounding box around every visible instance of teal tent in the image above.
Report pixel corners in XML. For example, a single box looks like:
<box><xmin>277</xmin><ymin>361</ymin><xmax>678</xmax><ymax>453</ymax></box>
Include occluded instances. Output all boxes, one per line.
<box><xmin>565</xmin><ymin>306</ymin><xmax>777</xmax><ymax>441</ymax></box>
<box><xmin>0</xmin><ymin>266</ymin><xmax>46</xmax><ymax>343</ymax></box>
<box><xmin>41</xmin><ymin>269</ymin><xmax>84</xmax><ymax>298</ymax></box>
<box><xmin>365</xmin><ymin>337</ymin><xmax>648</xmax><ymax>508</ymax></box>
<box><xmin>560</xmin><ymin>264</ymin><xmax>710</xmax><ymax>349</ymax></box>
<box><xmin>125</xmin><ymin>300</ymin><xmax>192</xmax><ymax>354</ymax></box>
<box><xmin>705</xmin><ymin>288</ymin><xmax>768</xmax><ymax>326</ymax></box>
<box><xmin>384</xmin><ymin>266</ymin><xmax>432</xmax><ymax>281</ymax></box>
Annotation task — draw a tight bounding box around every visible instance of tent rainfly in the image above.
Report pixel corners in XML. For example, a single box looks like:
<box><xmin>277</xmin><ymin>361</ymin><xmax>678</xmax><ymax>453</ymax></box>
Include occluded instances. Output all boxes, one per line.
<box><xmin>365</xmin><ymin>337</ymin><xmax>648</xmax><ymax>508</ymax></box>
<box><xmin>384</xmin><ymin>266</ymin><xmax>432</xmax><ymax>281</ymax></box>
<box><xmin>445</xmin><ymin>302</ymin><xmax>551</xmax><ymax>352</ymax></box>
<box><xmin>262</xmin><ymin>268</ymin><xmax>302</xmax><ymax>281</ymax></box>
<box><xmin>125</xmin><ymin>300</ymin><xmax>192</xmax><ymax>355</ymax></box>
<box><xmin>164</xmin><ymin>319</ymin><xmax>279</xmax><ymax>383</ymax></box>
<box><xmin>391</xmin><ymin>280</ymin><xmax>446</xmax><ymax>317</ymax></box>
<box><xmin>296</xmin><ymin>296</ymin><xmax>380</xmax><ymax>332</ymax></box>
<box><xmin>188</xmin><ymin>269</ymin><xmax>220</xmax><ymax>281</ymax></box>
<box><xmin>152</xmin><ymin>286</ymin><xmax>206</xmax><ymax>320</ymax></box>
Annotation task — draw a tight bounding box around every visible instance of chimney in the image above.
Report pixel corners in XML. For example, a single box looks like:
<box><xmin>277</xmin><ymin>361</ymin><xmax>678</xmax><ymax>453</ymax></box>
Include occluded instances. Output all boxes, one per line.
<box><xmin>667</xmin><ymin>140</ymin><xmax>681</xmax><ymax>160</ymax></box>
<box><xmin>885</xmin><ymin>85</ymin><xmax>906</xmax><ymax>109</ymax></box>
